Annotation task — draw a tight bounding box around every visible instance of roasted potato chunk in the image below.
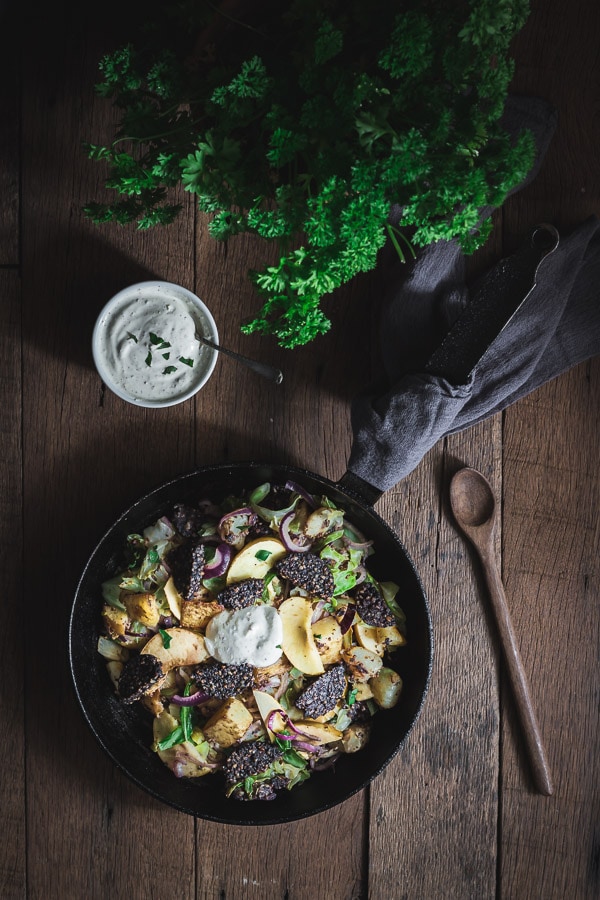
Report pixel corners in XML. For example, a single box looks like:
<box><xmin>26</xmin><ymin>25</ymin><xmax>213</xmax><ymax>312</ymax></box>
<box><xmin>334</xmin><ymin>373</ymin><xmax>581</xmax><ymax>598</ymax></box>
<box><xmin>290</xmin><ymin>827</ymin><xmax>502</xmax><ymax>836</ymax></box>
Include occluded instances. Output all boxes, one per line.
<box><xmin>102</xmin><ymin>604</ymin><xmax>130</xmax><ymax>639</ymax></box>
<box><xmin>122</xmin><ymin>591</ymin><xmax>161</xmax><ymax>628</ymax></box>
<box><xmin>341</xmin><ymin>722</ymin><xmax>371</xmax><ymax>753</ymax></box>
<box><xmin>342</xmin><ymin>647</ymin><xmax>381</xmax><ymax>683</ymax></box>
<box><xmin>203</xmin><ymin>698</ymin><xmax>253</xmax><ymax>748</ymax></box>
<box><xmin>180</xmin><ymin>598</ymin><xmax>224</xmax><ymax>630</ymax></box>
<box><xmin>341</xmin><ymin>646</ymin><xmax>383</xmax><ymax>683</ymax></box>
<box><xmin>369</xmin><ymin>667</ymin><xmax>403</xmax><ymax>709</ymax></box>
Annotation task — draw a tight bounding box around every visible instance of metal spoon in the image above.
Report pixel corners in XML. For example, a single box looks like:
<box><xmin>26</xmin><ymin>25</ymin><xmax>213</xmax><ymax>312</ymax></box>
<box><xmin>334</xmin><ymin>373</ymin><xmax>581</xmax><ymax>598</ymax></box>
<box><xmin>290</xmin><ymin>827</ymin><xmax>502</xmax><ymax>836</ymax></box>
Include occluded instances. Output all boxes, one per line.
<box><xmin>449</xmin><ymin>466</ymin><xmax>554</xmax><ymax>796</ymax></box>
<box><xmin>196</xmin><ymin>333</ymin><xmax>283</xmax><ymax>384</ymax></box>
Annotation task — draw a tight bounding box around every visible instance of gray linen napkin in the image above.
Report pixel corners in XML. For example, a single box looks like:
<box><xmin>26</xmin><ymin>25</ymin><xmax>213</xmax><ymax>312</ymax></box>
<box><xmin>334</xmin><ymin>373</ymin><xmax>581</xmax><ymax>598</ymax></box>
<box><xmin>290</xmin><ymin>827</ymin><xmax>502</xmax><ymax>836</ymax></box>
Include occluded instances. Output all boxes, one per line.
<box><xmin>346</xmin><ymin>98</ymin><xmax>600</xmax><ymax>494</ymax></box>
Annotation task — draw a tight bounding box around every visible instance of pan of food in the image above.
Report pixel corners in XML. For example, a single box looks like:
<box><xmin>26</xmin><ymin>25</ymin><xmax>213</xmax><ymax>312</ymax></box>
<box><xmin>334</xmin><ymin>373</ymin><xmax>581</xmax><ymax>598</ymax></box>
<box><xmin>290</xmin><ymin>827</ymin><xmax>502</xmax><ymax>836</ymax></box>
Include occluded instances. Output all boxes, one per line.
<box><xmin>69</xmin><ymin>461</ymin><xmax>433</xmax><ymax>824</ymax></box>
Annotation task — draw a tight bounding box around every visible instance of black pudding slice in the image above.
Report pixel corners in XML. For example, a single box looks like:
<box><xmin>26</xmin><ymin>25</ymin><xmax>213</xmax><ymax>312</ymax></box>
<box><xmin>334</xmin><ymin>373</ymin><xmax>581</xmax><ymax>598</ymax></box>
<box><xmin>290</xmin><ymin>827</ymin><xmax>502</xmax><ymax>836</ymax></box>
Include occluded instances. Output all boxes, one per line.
<box><xmin>295</xmin><ymin>664</ymin><xmax>346</xmax><ymax>719</ymax></box>
<box><xmin>224</xmin><ymin>742</ymin><xmax>282</xmax><ymax>786</ymax></box>
<box><xmin>218</xmin><ymin>578</ymin><xmax>264</xmax><ymax>610</ymax></box>
<box><xmin>193</xmin><ymin>661</ymin><xmax>254</xmax><ymax>699</ymax></box>
<box><xmin>167</xmin><ymin>540</ymin><xmax>205</xmax><ymax>601</ymax></box>
<box><xmin>276</xmin><ymin>552</ymin><xmax>334</xmax><ymax>600</ymax></box>
<box><xmin>118</xmin><ymin>654</ymin><xmax>164</xmax><ymax>703</ymax></box>
<box><xmin>354</xmin><ymin>582</ymin><xmax>395</xmax><ymax>627</ymax></box>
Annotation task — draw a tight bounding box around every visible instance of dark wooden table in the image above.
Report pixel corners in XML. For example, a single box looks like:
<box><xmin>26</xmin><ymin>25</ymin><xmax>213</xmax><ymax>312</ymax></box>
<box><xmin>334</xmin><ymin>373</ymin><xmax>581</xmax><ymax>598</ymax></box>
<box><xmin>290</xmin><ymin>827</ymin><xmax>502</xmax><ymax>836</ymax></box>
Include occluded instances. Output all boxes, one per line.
<box><xmin>2</xmin><ymin>1</ymin><xmax>599</xmax><ymax>897</ymax></box>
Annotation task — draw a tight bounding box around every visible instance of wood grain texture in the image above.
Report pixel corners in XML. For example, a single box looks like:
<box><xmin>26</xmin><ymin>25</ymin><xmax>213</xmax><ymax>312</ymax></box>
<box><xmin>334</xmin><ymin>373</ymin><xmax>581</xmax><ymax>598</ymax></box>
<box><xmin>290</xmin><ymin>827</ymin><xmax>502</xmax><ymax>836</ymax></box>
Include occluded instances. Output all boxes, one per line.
<box><xmin>0</xmin><ymin>271</ymin><xmax>25</xmax><ymax>899</ymax></box>
<box><xmin>0</xmin><ymin>6</ymin><xmax>20</xmax><ymax>266</ymax></box>
<box><xmin>498</xmin><ymin>0</ymin><xmax>600</xmax><ymax>895</ymax></box>
<box><xmin>369</xmin><ymin>418</ymin><xmax>503</xmax><ymax>900</ymax></box>
<box><xmin>20</xmin><ymin>11</ymin><xmax>199</xmax><ymax>899</ymax></box>
<box><xmin>500</xmin><ymin>362</ymin><xmax>600</xmax><ymax>899</ymax></box>
<box><xmin>6</xmin><ymin>0</ymin><xmax>600</xmax><ymax>897</ymax></box>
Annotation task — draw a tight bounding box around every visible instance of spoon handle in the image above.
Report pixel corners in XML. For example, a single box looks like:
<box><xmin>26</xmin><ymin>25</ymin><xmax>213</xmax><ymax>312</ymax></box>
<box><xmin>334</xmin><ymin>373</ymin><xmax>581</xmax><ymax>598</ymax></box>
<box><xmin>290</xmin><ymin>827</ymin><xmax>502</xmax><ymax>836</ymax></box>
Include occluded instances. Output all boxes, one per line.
<box><xmin>197</xmin><ymin>335</ymin><xmax>283</xmax><ymax>384</ymax></box>
<box><xmin>479</xmin><ymin>542</ymin><xmax>554</xmax><ymax>795</ymax></box>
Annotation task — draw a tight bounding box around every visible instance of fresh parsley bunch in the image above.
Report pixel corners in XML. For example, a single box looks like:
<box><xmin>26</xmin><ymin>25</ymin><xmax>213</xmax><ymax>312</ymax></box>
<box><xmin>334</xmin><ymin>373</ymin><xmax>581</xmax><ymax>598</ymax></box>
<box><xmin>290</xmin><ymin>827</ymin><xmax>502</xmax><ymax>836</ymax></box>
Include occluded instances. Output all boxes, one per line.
<box><xmin>85</xmin><ymin>0</ymin><xmax>534</xmax><ymax>348</ymax></box>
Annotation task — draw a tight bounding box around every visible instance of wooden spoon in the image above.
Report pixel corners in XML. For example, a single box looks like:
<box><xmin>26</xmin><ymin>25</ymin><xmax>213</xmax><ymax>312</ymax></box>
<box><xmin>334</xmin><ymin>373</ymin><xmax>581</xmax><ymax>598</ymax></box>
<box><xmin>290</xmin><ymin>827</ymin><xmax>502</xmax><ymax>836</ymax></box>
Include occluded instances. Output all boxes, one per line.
<box><xmin>449</xmin><ymin>467</ymin><xmax>554</xmax><ymax>796</ymax></box>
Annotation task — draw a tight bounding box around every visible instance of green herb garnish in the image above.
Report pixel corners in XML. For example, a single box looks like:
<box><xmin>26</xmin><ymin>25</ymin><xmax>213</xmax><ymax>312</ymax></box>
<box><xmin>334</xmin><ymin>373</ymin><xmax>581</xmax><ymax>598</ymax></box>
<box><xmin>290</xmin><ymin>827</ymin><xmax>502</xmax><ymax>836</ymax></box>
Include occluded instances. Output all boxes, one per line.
<box><xmin>163</xmin><ymin>366</ymin><xmax>177</xmax><ymax>375</ymax></box>
<box><xmin>126</xmin><ymin>331</ymin><xmax>138</xmax><ymax>343</ymax></box>
<box><xmin>157</xmin><ymin>725</ymin><xmax>184</xmax><ymax>750</ymax></box>
<box><xmin>159</xmin><ymin>628</ymin><xmax>172</xmax><ymax>648</ymax></box>
<box><xmin>178</xmin><ymin>356</ymin><xmax>194</xmax><ymax>367</ymax></box>
<box><xmin>255</xmin><ymin>549</ymin><xmax>271</xmax><ymax>561</ymax></box>
<box><xmin>85</xmin><ymin>1</ymin><xmax>535</xmax><ymax>350</ymax></box>
<box><xmin>180</xmin><ymin>683</ymin><xmax>193</xmax><ymax>741</ymax></box>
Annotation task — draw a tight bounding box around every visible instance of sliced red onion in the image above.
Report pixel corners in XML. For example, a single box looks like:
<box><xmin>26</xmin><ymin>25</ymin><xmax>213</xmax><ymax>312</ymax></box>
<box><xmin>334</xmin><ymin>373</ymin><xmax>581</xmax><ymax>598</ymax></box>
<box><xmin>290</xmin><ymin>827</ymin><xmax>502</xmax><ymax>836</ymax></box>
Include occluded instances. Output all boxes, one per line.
<box><xmin>345</xmin><ymin>539</ymin><xmax>373</xmax><ymax>552</ymax></box>
<box><xmin>280</xmin><ymin>509</ymin><xmax>311</xmax><ymax>553</ymax></box>
<box><xmin>339</xmin><ymin>603</ymin><xmax>356</xmax><ymax>635</ymax></box>
<box><xmin>293</xmin><ymin>740</ymin><xmax>319</xmax><ymax>753</ymax></box>
<box><xmin>203</xmin><ymin>542</ymin><xmax>232</xmax><ymax>577</ymax></box>
<box><xmin>284</xmin><ymin>480</ymin><xmax>317</xmax><ymax>508</ymax></box>
<box><xmin>353</xmin><ymin>566</ymin><xmax>367</xmax><ymax>587</ymax></box>
<box><xmin>266</xmin><ymin>709</ymin><xmax>313</xmax><ymax>741</ymax></box>
<box><xmin>170</xmin><ymin>690</ymin><xmax>211</xmax><ymax>707</ymax></box>
<box><xmin>218</xmin><ymin>507</ymin><xmax>253</xmax><ymax>527</ymax></box>
<box><xmin>311</xmin><ymin>598</ymin><xmax>327</xmax><ymax>623</ymax></box>
<box><xmin>275</xmin><ymin>672</ymin><xmax>289</xmax><ymax>700</ymax></box>
<box><xmin>218</xmin><ymin>508</ymin><xmax>256</xmax><ymax>546</ymax></box>
<box><xmin>343</xmin><ymin>518</ymin><xmax>367</xmax><ymax>544</ymax></box>
<box><xmin>266</xmin><ymin>709</ymin><xmax>286</xmax><ymax>733</ymax></box>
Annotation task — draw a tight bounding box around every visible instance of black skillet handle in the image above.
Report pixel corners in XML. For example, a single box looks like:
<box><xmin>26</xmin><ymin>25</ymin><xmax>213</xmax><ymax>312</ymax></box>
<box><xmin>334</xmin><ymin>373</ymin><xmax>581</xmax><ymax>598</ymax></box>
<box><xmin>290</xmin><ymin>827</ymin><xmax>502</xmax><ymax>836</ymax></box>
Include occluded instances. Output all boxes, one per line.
<box><xmin>337</xmin><ymin>470</ymin><xmax>383</xmax><ymax>507</ymax></box>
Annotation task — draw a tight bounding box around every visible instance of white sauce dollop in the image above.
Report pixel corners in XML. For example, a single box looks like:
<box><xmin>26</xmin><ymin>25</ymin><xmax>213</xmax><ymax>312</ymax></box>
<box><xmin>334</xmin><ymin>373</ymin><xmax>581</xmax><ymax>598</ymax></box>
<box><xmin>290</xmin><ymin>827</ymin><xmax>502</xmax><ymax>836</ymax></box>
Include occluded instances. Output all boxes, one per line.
<box><xmin>205</xmin><ymin>606</ymin><xmax>283</xmax><ymax>667</ymax></box>
<box><xmin>93</xmin><ymin>283</ymin><xmax>216</xmax><ymax>404</ymax></box>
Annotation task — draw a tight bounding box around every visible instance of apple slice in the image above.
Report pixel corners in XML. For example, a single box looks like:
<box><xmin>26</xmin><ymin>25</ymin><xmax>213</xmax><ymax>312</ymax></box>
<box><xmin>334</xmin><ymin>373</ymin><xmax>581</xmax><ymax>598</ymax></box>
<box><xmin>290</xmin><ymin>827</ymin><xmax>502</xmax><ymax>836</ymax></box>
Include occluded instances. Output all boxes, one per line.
<box><xmin>164</xmin><ymin>576</ymin><xmax>182</xmax><ymax>620</ymax></box>
<box><xmin>311</xmin><ymin>616</ymin><xmax>343</xmax><ymax>665</ymax></box>
<box><xmin>226</xmin><ymin>537</ymin><xmax>287</xmax><ymax>584</ymax></box>
<box><xmin>294</xmin><ymin>720</ymin><xmax>342</xmax><ymax>744</ymax></box>
<box><xmin>279</xmin><ymin>596</ymin><xmax>325</xmax><ymax>676</ymax></box>
<box><xmin>253</xmin><ymin>689</ymin><xmax>287</xmax><ymax>740</ymax></box>
<box><xmin>141</xmin><ymin>628</ymin><xmax>209</xmax><ymax>670</ymax></box>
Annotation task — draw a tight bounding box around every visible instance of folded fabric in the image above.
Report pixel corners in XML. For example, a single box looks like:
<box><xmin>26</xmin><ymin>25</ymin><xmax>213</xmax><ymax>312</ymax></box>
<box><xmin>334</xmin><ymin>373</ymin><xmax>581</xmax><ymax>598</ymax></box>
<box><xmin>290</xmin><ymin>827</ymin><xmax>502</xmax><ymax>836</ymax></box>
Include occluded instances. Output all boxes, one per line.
<box><xmin>346</xmin><ymin>98</ymin><xmax>600</xmax><ymax>493</ymax></box>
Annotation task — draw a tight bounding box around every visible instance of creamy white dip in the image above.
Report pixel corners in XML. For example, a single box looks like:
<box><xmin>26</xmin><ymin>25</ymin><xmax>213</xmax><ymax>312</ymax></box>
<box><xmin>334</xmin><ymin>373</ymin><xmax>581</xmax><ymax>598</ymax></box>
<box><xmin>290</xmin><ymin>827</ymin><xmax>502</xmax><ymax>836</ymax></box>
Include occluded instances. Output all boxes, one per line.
<box><xmin>92</xmin><ymin>282</ymin><xmax>217</xmax><ymax>406</ymax></box>
<box><xmin>204</xmin><ymin>606</ymin><xmax>283</xmax><ymax>667</ymax></box>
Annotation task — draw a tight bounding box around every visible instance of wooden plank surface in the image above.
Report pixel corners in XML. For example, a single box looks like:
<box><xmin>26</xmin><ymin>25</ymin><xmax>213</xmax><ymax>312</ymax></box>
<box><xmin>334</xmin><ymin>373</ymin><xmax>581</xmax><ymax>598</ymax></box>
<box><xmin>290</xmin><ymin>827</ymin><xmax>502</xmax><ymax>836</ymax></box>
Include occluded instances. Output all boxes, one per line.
<box><xmin>501</xmin><ymin>363</ymin><xmax>600</xmax><ymax>900</ymax></box>
<box><xmin>499</xmin><ymin>1</ymin><xmax>600</xmax><ymax>896</ymax></box>
<box><xmin>0</xmin><ymin>271</ymin><xmax>25</xmax><ymax>899</ymax></box>
<box><xmin>370</xmin><ymin>418</ymin><xmax>503</xmax><ymax>900</ymax></box>
<box><xmin>0</xmin><ymin>6</ymin><xmax>20</xmax><ymax>265</ymax></box>
<box><xmin>19</xmin><ymin>11</ymin><xmax>199</xmax><ymax>899</ymax></box>
<box><xmin>4</xmin><ymin>0</ymin><xmax>599</xmax><ymax>897</ymax></box>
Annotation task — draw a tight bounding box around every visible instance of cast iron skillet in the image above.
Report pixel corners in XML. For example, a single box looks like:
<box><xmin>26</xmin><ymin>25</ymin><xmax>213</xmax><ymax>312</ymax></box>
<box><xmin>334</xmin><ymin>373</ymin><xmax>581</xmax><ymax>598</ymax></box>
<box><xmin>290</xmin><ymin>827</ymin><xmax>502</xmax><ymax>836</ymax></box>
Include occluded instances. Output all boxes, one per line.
<box><xmin>69</xmin><ymin>462</ymin><xmax>433</xmax><ymax>825</ymax></box>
